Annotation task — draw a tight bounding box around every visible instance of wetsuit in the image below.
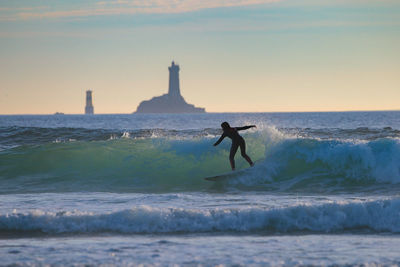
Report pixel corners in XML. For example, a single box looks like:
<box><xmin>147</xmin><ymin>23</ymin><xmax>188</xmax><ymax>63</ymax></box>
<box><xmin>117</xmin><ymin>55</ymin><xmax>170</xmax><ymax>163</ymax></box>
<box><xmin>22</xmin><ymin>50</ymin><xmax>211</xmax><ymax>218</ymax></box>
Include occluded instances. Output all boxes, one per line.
<box><xmin>213</xmin><ymin>126</ymin><xmax>254</xmax><ymax>166</ymax></box>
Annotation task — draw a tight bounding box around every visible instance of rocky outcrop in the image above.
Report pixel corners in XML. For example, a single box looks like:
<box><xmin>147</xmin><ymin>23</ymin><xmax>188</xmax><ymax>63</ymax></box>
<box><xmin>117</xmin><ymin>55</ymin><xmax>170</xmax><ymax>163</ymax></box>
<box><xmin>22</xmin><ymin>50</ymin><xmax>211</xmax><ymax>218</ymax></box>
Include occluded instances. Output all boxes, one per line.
<box><xmin>135</xmin><ymin>61</ymin><xmax>205</xmax><ymax>113</ymax></box>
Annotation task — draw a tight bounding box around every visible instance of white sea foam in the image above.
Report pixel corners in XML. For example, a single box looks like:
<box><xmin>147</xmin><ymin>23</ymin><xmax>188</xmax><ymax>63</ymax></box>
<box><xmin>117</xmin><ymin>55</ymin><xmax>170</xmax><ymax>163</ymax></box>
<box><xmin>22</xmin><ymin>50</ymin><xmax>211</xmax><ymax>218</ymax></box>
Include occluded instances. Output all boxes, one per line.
<box><xmin>2</xmin><ymin>198</ymin><xmax>400</xmax><ymax>234</ymax></box>
<box><xmin>236</xmin><ymin>136</ymin><xmax>400</xmax><ymax>187</ymax></box>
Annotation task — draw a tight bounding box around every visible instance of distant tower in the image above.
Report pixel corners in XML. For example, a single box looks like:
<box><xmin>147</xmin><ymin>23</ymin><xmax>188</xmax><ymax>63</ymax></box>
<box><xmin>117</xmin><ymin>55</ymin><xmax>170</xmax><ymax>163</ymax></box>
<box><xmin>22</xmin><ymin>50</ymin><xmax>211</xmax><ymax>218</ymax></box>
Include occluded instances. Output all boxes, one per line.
<box><xmin>85</xmin><ymin>90</ymin><xmax>94</xmax><ymax>114</ymax></box>
<box><xmin>168</xmin><ymin>61</ymin><xmax>182</xmax><ymax>99</ymax></box>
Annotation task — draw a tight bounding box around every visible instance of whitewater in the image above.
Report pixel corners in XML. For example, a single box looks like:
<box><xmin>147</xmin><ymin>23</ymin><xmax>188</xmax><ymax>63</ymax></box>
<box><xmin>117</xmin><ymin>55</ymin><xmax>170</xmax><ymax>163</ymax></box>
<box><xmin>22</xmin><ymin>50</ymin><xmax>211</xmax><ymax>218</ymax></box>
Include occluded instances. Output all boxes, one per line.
<box><xmin>1</xmin><ymin>112</ymin><xmax>400</xmax><ymax>266</ymax></box>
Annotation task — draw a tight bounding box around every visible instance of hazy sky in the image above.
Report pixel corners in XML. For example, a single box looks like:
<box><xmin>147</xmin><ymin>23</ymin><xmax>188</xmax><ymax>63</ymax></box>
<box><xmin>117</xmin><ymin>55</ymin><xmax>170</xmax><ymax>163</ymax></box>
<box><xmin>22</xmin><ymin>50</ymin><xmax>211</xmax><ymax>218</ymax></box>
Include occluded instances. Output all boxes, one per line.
<box><xmin>0</xmin><ymin>0</ymin><xmax>399</xmax><ymax>114</ymax></box>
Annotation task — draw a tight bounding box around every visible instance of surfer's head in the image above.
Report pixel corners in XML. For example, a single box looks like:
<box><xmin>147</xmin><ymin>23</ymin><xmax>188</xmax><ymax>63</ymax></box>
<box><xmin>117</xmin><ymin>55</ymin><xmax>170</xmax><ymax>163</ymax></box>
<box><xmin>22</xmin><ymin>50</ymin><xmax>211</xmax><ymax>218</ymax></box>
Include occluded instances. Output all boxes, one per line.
<box><xmin>221</xmin><ymin>122</ymin><xmax>230</xmax><ymax>130</ymax></box>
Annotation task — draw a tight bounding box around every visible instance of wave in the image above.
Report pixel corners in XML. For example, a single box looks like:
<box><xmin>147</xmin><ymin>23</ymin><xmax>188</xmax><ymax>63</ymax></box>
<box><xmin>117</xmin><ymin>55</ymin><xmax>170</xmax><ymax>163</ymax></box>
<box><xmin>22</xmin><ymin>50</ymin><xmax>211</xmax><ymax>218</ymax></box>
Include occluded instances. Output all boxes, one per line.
<box><xmin>281</xmin><ymin>126</ymin><xmax>400</xmax><ymax>141</ymax></box>
<box><xmin>235</xmin><ymin>134</ymin><xmax>400</xmax><ymax>191</ymax></box>
<box><xmin>0</xmin><ymin>127</ymin><xmax>399</xmax><ymax>193</ymax></box>
<box><xmin>2</xmin><ymin>198</ymin><xmax>400</xmax><ymax>234</ymax></box>
<box><xmin>1</xmin><ymin>126</ymin><xmax>399</xmax><ymax>148</ymax></box>
<box><xmin>0</xmin><ymin>126</ymin><xmax>220</xmax><ymax>149</ymax></box>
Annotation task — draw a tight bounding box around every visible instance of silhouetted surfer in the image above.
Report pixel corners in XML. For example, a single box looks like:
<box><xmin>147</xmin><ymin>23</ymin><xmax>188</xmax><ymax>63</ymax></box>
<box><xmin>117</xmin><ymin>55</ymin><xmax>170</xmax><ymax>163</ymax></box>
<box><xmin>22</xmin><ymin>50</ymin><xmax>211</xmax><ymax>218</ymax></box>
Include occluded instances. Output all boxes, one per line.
<box><xmin>213</xmin><ymin>122</ymin><xmax>256</xmax><ymax>170</ymax></box>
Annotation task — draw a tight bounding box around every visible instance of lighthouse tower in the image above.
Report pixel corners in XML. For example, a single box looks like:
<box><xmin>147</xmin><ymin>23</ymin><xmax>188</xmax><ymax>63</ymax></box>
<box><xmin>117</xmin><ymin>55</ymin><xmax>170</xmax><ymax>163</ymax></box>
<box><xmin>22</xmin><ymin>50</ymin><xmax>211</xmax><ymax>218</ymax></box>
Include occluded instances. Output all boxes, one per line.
<box><xmin>135</xmin><ymin>61</ymin><xmax>205</xmax><ymax>113</ymax></box>
<box><xmin>168</xmin><ymin>61</ymin><xmax>182</xmax><ymax>99</ymax></box>
<box><xmin>85</xmin><ymin>90</ymin><xmax>94</xmax><ymax>114</ymax></box>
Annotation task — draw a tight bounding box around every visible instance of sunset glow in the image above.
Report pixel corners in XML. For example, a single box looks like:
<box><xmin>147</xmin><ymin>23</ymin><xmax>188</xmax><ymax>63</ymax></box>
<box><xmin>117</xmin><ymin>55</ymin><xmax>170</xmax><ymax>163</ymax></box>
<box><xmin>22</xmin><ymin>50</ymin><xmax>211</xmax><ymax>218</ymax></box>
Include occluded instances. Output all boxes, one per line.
<box><xmin>0</xmin><ymin>0</ymin><xmax>399</xmax><ymax>114</ymax></box>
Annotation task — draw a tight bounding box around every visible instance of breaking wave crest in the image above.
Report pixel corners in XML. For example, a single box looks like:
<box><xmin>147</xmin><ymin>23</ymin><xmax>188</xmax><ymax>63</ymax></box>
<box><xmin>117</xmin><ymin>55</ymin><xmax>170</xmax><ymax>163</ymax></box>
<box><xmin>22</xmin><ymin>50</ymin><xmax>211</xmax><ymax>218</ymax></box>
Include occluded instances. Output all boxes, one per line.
<box><xmin>2</xmin><ymin>198</ymin><xmax>400</xmax><ymax>234</ymax></box>
<box><xmin>0</xmin><ymin>126</ymin><xmax>399</xmax><ymax>193</ymax></box>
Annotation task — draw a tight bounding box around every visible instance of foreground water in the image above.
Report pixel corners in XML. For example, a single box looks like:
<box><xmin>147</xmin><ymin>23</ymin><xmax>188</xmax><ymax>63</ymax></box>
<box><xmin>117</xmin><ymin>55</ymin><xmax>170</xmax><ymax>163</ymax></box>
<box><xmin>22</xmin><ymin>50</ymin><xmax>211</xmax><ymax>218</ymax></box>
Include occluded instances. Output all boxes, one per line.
<box><xmin>1</xmin><ymin>112</ymin><xmax>400</xmax><ymax>266</ymax></box>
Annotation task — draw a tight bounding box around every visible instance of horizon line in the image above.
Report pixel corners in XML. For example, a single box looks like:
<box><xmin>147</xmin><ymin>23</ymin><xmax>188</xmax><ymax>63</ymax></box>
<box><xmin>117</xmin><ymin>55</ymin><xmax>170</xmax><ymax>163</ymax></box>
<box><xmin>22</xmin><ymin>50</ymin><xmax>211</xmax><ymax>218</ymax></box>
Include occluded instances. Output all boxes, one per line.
<box><xmin>1</xmin><ymin>109</ymin><xmax>399</xmax><ymax>116</ymax></box>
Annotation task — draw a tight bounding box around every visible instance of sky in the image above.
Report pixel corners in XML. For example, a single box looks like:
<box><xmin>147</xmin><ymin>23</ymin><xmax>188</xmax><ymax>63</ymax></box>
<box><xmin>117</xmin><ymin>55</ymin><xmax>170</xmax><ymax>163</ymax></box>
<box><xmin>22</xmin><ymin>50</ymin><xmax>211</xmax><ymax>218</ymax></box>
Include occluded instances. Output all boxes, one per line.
<box><xmin>0</xmin><ymin>0</ymin><xmax>399</xmax><ymax>114</ymax></box>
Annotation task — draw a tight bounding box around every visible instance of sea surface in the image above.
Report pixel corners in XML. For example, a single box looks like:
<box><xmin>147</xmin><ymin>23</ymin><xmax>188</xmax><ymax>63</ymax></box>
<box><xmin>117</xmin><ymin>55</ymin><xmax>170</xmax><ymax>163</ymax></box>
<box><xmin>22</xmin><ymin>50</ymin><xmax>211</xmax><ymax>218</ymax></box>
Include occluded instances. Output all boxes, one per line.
<box><xmin>1</xmin><ymin>111</ymin><xmax>400</xmax><ymax>266</ymax></box>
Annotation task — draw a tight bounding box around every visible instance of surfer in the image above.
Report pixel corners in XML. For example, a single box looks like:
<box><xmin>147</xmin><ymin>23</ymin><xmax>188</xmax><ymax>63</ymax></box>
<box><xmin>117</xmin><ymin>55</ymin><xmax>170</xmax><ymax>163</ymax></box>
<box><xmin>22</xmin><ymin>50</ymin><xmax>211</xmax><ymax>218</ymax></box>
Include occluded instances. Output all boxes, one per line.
<box><xmin>213</xmin><ymin>122</ymin><xmax>256</xmax><ymax>170</ymax></box>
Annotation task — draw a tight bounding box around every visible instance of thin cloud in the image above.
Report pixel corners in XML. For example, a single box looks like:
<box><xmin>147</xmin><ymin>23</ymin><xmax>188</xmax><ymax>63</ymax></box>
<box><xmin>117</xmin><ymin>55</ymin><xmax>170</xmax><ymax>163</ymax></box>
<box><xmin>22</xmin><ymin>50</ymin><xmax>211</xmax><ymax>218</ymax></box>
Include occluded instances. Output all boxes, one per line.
<box><xmin>2</xmin><ymin>0</ymin><xmax>281</xmax><ymax>21</ymax></box>
<box><xmin>2</xmin><ymin>0</ymin><xmax>396</xmax><ymax>21</ymax></box>
<box><xmin>0</xmin><ymin>6</ymin><xmax>48</xmax><ymax>11</ymax></box>
<box><xmin>0</xmin><ymin>5</ymin><xmax>49</xmax><ymax>21</ymax></box>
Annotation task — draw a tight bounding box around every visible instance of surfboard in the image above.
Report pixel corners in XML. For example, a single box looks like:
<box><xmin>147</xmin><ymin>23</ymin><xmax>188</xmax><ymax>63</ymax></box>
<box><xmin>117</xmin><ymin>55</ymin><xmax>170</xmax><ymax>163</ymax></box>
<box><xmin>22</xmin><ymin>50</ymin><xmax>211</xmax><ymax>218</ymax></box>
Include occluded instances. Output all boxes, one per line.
<box><xmin>204</xmin><ymin>160</ymin><xmax>261</xmax><ymax>182</ymax></box>
<box><xmin>204</xmin><ymin>168</ymin><xmax>248</xmax><ymax>181</ymax></box>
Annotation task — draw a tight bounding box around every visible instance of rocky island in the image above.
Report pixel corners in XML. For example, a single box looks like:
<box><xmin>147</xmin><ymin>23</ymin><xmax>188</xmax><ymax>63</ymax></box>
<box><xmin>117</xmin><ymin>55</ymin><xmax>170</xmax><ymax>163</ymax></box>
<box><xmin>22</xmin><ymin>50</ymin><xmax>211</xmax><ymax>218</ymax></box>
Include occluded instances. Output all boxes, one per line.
<box><xmin>135</xmin><ymin>62</ymin><xmax>205</xmax><ymax>113</ymax></box>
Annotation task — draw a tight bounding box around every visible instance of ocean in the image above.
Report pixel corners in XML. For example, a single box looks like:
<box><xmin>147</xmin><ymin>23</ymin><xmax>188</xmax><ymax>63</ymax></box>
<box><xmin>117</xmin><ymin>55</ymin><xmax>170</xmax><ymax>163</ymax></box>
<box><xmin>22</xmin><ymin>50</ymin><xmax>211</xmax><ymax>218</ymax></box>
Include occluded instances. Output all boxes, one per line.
<box><xmin>1</xmin><ymin>111</ymin><xmax>400</xmax><ymax>266</ymax></box>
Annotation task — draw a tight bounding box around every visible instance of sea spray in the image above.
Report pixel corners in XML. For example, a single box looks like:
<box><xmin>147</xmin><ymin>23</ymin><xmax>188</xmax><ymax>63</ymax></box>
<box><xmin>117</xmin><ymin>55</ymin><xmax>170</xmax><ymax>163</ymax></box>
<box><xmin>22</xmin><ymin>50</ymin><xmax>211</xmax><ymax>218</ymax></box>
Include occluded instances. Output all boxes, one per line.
<box><xmin>1</xmin><ymin>127</ymin><xmax>400</xmax><ymax>193</ymax></box>
<box><xmin>232</xmin><ymin>136</ymin><xmax>400</xmax><ymax>190</ymax></box>
<box><xmin>2</xmin><ymin>198</ymin><xmax>400</xmax><ymax>234</ymax></box>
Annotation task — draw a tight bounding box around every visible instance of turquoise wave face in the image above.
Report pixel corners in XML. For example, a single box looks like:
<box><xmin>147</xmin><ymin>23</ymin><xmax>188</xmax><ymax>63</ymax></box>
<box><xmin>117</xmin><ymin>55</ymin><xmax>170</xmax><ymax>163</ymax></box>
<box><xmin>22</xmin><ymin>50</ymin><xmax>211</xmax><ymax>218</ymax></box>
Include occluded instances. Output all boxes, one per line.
<box><xmin>0</xmin><ymin>138</ymin><xmax>231</xmax><ymax>193</ymax></box>
<box><xmin>233</xmin><ymin>136</ymin><xmax>400</xmax><ymax>192</ymax></box>
<box><xmin>1</xmin><ymin>128</ymin><xmax>400</xmax><ymax>193</ymax></box>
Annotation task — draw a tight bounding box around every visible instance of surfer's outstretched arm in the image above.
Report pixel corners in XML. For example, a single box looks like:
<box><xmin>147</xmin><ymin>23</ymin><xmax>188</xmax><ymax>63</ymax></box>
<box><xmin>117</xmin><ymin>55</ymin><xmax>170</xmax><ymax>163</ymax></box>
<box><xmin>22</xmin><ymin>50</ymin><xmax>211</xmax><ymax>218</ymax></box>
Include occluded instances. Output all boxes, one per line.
<box><xmin>213</xmin><ymin>134</ymin><xmax>226</xmax><ymax>146</ymax></box>
<box><xmin>235</xmin><ymin>125</ymin><xmax>256</xmax><ymax>131</ymax></box>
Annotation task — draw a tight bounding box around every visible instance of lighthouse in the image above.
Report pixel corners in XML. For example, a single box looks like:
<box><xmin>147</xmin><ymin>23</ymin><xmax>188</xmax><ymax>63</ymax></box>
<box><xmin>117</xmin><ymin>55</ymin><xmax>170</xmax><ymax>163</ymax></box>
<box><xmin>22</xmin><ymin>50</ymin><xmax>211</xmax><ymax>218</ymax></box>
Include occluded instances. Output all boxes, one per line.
<box><xmin>135</xmin><ymin>61</ymin><xmax>205</xmax><ymax>113</ymax></box>
<box><xmin>85</xmin><ymin>90</ymin><xmax>94</xmax><ymax>114</ymax></box>
<box><xmin>168</xmin><ymin>61</ymin><xmax>182</xmax><ymax>99</ymax></box>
